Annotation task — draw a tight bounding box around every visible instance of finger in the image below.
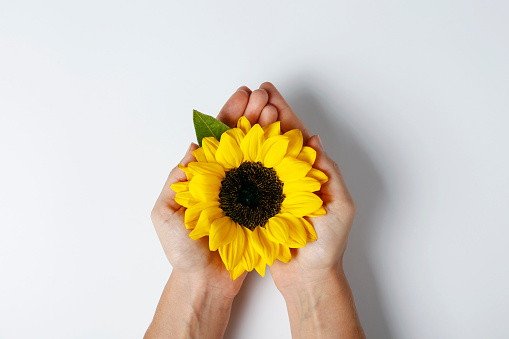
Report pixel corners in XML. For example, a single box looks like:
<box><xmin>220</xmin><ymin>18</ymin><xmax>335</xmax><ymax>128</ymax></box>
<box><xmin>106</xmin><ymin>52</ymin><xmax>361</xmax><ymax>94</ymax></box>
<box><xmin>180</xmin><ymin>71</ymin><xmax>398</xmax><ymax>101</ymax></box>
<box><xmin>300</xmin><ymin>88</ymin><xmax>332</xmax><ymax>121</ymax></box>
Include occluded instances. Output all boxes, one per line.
<box><xmin>244</xmin><ymin>89</ymin><xmax>269</xmax><ymax>125</ymax></box>
<box><xmin>216</xmin><ymin>88</ymin><xmax>251</xmax><ymax>128</ymax></box>
<box><xmin>155</xmin><ymin>143</ymin><xmax>199</xmax><ymax>213</ymax></box>
<box><xmin>237</xmin><ymin>85</ymin><xmax>252</xmax><ymax>94</ymax></box>
<box><xmin>307</xmin><ymin>135</ymin><xmax>354</xmax><ymax>206</ymax></box>
<box><xmin>258</xmin><ymin>104</ymin><xmax>278</xmax><ymax>127</ymax></box>
<box><xmin>259</xmin><ymin>82</ymin><xmax>311</xmax><ymax>141</ymax></box>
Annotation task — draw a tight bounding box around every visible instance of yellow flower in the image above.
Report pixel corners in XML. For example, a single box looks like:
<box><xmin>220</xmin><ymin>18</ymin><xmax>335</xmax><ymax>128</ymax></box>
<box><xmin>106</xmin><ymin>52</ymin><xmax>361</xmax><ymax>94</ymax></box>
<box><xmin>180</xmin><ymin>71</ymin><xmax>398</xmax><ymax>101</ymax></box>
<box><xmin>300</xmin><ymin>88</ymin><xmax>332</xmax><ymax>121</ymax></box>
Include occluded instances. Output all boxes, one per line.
<box><xmin>171</xmin><ymin>117</ymin><xmax>328</xmax><ymax>280</ymax></box>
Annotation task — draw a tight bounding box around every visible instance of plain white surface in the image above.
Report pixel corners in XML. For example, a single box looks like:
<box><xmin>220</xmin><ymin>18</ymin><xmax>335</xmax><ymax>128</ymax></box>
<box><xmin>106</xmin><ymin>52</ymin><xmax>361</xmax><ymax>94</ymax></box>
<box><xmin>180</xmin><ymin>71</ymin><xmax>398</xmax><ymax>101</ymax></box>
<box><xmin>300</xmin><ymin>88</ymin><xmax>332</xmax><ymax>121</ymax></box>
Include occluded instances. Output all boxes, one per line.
<box><xmin>1</xmin><ymin>1</ymin><xmax>508</xmax><ymax>338</ymax></box>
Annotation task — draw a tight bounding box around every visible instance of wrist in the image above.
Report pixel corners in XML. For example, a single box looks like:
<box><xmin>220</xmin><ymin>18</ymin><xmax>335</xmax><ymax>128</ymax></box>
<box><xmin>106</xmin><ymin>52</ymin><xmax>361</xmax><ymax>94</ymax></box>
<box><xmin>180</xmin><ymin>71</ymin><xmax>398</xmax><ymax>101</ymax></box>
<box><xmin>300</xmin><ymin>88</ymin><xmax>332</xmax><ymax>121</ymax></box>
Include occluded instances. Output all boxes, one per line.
<box><xmin>278</xmin><ymin>264</ymin><xmax>345</xmax><ymax>302</ymax></box>
<box><xmin>145</xmin><ymin>269</ymin><xmax>235</xmax><ymax>339</ymax></box>
<box><xmin>277</xmin><ymin>264</ymin><xmax>365</xmax><ymax>339</ymax></box>
<box><xmin>171</xmin><ymin>268</ymin><xmax>238</xmax><ymax>304</ymax></box>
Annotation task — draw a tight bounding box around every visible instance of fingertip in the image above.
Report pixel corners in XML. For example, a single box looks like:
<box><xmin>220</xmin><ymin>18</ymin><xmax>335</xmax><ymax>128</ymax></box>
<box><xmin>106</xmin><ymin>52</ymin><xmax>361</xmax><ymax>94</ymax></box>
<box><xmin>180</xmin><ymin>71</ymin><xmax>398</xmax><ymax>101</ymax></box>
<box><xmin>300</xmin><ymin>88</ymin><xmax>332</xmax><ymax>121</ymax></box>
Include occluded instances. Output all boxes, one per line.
<box><xmin>244</xmin><ymin>89</ymin><xmax>269</xmax><ymax>125</ymax></box>
<box><xmin>258</xmin><ymin>104</ymin><xmax>278</xmax><ymax>126</ymax></box>
<box><xmin>316</xmin><ymin>135</ymin><xmax>325</xmax><ymax>151</ymax></box>
<box><xmin>259</xmin><ymin>81</ymin><xmax>276</xmax><ymax>90</ymax></box>
<box><xmin>307</xmin><ymin>135</ymin><xmax>334</xmax><ymax>174</ymax></box>
<box><xmin>259</xmin><ymin>82</ymin><xmax>311</xmax><ymax>141</ymax></box>
<box><xmin>237</xmin><ymin>85</ymin><xmax>252</xmax><ymax>94</ymax></box>
<box><xmin>307</xmin><ymin>135</ymin><xmax>323</xmax><ymax>152</ymax></box>
<box><xmin>180</xmin><ymin>143</ymin><xmax>198</xmax><ymax>166</ymax></box>
<box><xmin>307</xmin><ymin>135</ymin><xmax>325</xmax><ymax>154</ymax></box>
<box><xmin>217</xmin><ymin>90</ymin><xmax>251</xmax><ymax>127</ymax></box>
<box><xmin>254</xmin><ymin>88</ymin><xmax>268</xmax><ymax>97</ymax></box>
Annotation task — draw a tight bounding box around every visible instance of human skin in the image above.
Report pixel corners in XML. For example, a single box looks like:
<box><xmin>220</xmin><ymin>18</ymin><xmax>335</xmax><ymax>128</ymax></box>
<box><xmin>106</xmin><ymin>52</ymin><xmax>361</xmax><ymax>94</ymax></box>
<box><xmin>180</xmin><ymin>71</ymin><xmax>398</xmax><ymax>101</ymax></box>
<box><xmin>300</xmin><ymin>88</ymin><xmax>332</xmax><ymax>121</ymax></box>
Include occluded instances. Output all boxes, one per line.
<box><xmin>145</xmin><ymin>83</ymin><xmax>364</xmax><ymax>338</ymax></box>
<box><xmin>145</xmin><ymin>87</ymin><xmax>259</xmax><ymax>339</ymax></box>
<box><xmin>258</xmin><ymin>82</ymin><xmax>365</xmax><ymax>339</ymax></box>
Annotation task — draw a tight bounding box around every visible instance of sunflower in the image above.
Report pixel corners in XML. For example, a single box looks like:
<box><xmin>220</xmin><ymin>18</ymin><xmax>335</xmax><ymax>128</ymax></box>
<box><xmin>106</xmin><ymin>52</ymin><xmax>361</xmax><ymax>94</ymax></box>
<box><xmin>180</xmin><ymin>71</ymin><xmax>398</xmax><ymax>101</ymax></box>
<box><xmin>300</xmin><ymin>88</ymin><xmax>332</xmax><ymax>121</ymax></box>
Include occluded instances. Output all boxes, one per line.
<box><xmin>171</xmin><ymin>116</ymin><xmax>328</xmax><ymax>280</ymax></box>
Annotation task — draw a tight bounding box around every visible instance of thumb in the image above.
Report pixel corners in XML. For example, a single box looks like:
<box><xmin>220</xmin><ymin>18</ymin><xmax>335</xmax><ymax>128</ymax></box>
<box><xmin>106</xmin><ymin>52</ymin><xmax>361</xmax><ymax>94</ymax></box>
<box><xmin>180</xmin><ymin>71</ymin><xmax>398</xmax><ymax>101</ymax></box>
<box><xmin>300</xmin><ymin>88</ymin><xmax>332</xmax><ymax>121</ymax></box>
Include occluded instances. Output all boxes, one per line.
<box><xmin>169</xmin><ymin>142</ymin><xmax>199</xmax><ymax>183</ymax></box>
<box><xmin>156</xmin><ymin>143</ymin><xmax>199</xmax><ymax>213</ymax></box>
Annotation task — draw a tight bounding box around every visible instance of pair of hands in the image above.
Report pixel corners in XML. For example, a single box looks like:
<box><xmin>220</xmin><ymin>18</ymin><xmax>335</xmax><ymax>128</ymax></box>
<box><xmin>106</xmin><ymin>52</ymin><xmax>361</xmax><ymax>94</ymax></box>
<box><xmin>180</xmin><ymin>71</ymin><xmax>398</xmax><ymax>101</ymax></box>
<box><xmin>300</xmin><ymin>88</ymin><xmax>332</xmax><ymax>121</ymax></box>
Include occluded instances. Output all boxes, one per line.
<box><xmin>151</xmin><ymin>82</ymin><xmax>356</xmax><ymax>300</ymax></box>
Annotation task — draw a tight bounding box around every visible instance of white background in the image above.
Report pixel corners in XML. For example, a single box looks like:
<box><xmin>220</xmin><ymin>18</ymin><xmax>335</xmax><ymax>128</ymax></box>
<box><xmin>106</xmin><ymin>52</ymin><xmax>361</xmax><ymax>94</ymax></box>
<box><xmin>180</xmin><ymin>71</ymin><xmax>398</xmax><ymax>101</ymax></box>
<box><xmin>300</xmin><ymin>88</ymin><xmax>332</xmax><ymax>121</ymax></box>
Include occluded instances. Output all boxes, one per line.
<box><xmin>1</xmin><ymin>1</ymin><xmax>508</xmax><ymax>338</ymax></box>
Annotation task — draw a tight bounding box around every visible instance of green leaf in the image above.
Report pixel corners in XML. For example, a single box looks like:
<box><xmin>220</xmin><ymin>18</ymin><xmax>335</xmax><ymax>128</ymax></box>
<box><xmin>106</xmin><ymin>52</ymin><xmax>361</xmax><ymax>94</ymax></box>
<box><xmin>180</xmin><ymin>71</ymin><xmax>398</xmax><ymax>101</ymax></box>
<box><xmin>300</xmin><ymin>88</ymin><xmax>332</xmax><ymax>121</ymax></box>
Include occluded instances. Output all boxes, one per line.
<box><xmin>193</xmin><ymin>110</ymin><xmax>231</xmax><ymax>147</ymax></box>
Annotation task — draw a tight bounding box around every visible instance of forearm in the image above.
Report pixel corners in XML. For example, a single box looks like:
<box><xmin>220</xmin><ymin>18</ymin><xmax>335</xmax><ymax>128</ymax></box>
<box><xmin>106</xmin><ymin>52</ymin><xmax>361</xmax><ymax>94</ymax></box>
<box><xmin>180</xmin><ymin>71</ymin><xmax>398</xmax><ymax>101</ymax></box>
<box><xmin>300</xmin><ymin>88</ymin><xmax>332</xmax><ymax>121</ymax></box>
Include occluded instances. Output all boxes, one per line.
<box><xmin>144</xmin><ymin>269</ymin><xmax>234</xmax><ymax>339</ymax></box>
<box><xmin>282</xmin><ymin>266</ymin><xmax>365</xmax><ymax>339</ymax></box>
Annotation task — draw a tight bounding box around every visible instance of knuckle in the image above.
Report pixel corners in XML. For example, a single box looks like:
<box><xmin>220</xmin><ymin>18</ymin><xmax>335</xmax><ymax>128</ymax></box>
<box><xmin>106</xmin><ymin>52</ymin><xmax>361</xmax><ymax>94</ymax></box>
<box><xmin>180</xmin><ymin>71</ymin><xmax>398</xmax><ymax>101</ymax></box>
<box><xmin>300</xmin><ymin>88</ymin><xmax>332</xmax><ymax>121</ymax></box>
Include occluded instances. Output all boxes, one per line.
<box><xmin>345</xmin><ymin>198</ymin><xmax>357</xmax><ymax>216</ymax></box>
<box><xmin>150</xmin><ymin>206</ymin><xmax>160</xmax><ymax>224</ymax></box>
<box><xmin>151</xmin><ymin>204</ymin><xmax>172</xmax><ymax>225</ymax></box>
<box><xmin>169</xmin><ymin>165</ymin><xmax>181</xmax><ymax>178</ymax></box>
<box><xmin>319</xmin><ymin>153</ymin><xmax>339</xmax><ymax>171</ymax></box>
<box><xmin>330</xmin><ymin>196</ymin><xmax>356</xmax><ymax>219</ymax></box>
<box><xmin>330</xmin><ymin>159</ymin><xmax>340</xmax><ymax>172</ymax></box>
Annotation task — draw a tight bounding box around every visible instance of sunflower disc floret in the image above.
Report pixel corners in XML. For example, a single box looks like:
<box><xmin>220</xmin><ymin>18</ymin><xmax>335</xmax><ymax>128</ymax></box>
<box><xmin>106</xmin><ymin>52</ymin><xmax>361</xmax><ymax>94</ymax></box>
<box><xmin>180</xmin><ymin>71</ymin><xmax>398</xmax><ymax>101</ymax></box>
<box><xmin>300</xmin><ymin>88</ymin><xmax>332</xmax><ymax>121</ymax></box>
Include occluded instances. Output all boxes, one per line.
<box><xmin>171</xmin><ymin>117</ymin><xmax>328</xmax><ymax>280</ymax></box>
<box><xmin>219</xmin><ymin>161</ymin><xmax>284</xmax><ymax>230</ymax></box>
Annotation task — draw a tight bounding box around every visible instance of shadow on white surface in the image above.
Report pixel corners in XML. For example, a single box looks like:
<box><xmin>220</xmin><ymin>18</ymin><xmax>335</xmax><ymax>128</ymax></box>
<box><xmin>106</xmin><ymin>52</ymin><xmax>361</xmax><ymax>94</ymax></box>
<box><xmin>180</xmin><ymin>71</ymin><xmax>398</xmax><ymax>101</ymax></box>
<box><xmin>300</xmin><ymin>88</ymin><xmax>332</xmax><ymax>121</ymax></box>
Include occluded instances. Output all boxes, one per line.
<box><xmin>223</xmin><ymin>272</ymin><xmax>261</xmax><ymax>339</ymax></box>
<box><xmin>287</xmin><ymin>81</ymin><xmax>393</xmax><ymax>339</ymax></box>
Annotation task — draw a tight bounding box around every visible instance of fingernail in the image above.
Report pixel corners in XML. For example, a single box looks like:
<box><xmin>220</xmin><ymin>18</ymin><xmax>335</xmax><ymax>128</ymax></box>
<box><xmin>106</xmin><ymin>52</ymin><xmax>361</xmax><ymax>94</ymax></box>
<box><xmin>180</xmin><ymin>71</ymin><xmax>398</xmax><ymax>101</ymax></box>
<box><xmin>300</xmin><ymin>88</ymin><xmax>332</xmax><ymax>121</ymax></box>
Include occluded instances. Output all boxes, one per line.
<box><xmin>316</xmin><ymin>135</ymin><xmax>325</xmax><ymax>151</ymax></box>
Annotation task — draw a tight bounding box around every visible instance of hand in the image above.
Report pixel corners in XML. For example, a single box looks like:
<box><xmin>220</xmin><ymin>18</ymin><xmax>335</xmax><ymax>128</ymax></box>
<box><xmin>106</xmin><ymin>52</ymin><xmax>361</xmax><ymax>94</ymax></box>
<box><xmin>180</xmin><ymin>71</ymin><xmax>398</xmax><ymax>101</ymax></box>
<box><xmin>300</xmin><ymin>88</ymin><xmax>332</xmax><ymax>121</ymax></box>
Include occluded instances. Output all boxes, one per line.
<box><xmin>151</xmin><ymin>87</ymin><xmax>262</xmax><ymax>298</ymax></box>
<box><xmin>216</xmin><ymin>82</ymin><xmax>363</xmax><ymax>337</ymax></box>
<box><xmin>247</xmin><ymin>82</ymin><xmax>363</xmax><ymax>338</ymax></box>
<box><xmin>252</xmin><ymin>82</ymin><xmax>357</xmax><ymax>293</ymax></box>
<box><xmin>147</xmin><ymin>88</ymin><xmax>271</xmax><ymax>339</ymax></box>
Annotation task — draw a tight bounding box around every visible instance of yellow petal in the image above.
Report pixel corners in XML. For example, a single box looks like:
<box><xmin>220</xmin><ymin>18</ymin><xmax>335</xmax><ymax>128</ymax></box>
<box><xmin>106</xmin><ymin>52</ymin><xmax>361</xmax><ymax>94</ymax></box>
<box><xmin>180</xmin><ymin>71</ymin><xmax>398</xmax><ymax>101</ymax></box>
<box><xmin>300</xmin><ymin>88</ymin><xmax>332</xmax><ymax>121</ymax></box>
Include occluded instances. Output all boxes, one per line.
<box><xmin>283</xmin><ymin>177</ymin><xmax>320</xmax><ymax>195</ymax></box>
<box><xmin>202</xmin><ymin>137</ymin><xmax>220</xmax><ymax>163</ymax></box>
<box><xmin>224</xmin><ymin>128</ymin><xmax>245</xmax><ymax>146</ymax></box>
<box><xmin>251</xmin><ymin>227</ymin><xmax>277</xmax><ymax>265</ymax></box>
<box><xmin>265</xmin><ymin>216</ymin><xmax>289</xmax><ymax>244</ymax></box>
<box><xmin>260</xmin><ymin>135</ymin><xmax>289</xmax><ymax>168</ymax></box>
<box><xmin>184</xmin><ymin>201</ymin><xmax>220</xmax><ymax>229</ymax></box>
<box><xmin>192</xmin><ymin>147</ymin><xmax>207</xmax><ymax>163</ymax></box>
<box><xmin>277</xmin><ymin>244</ymin><xmax>292</xmax><ymax>263</ymax></box>
<box><xmin>275</xmin><ymin>157</ymin><xmax>312</xmax><ymax>182</ymax></box>
<box><xmin>279</xmin><ymin>213</ymin><xmax>307</xmax><ymax>248</ymax></box>
<box><xmin>189</xmin><ymin>174</ymin><xmax>221</xmax><ymax>202</ymax></box>
<box><xmin>174</xmin><ymin>191</ymin><xmax>198</xmax><ymax>208</ymax></box>
<box><xmin>307</xmin><ymin>168</ymin><xmax>328</xmax><ymax>185</ymax></box>
<box><xmin>284</xmin><ymin>129</ymin><xmax>303</xmax><ymax>157</ymax></box>
<box><xmin>188</xmin><ymin>162</ymin><xmax>225</xmax><ymax>178</ymax></box>
<box><xmin>282</xmin><ymin>192</ymin><xmax>324</xmax><ymax>217</ymax></box>
<box><xmin>240</xmin><ymin>124</ymin><xmax>265</xmax><ymax>162</ymax></box>
<box><xmin>309</xmin><ymin>205</ymin><xmax>326</xmax><ymax>217</ymax></box>
<box><xmin>189</xmin><ymin>206</ymin><xmax>223</xmax><ymax>240</ymax></box>
<box><xmin>178</xmin><ymin>164</ymin><xmax>193</xmax><ymax>180</ymax></box>
<box><xmin>300</xmin><ymin>217</ymin><xmax>318</xmax><ymax>241</ymax></box>
<box><xmin>263</xmin><ymin>121</ymin><xmax>280</xmax><ymax>138</ymax></box>
<box><xmin>215</xmin><ymin>133</ymin><xmax>243</xmax><ymax>169</ymax></box>
<box><xmin>241</xmin><ymin>229</ymin><xmax>258</xmax><ymax>271</ymax></box>
<box><xmin>219</xmin><ymin>223</ymin><xmax>246</xmax><ymax>270</ymax></box>
<box><xmin>254</xmin><ymin>257</ymin><xmax>266</xmax><ymax>277</ymax></box>
<box><xmin>230</xmin><ymin>264</ymin><xmax>246</xmax><ymax>280</ymax></box>
<box><xmin>170</xmin><ymin>181</ymin><xmax>189</xmax><ymax>193</ymax></box>
<box><xmin>237</xmin><ymin>116</ymin><xmax>251</xmax><ymax>134</ymax></box>
<box><xmin>209</xmin><ymin>216</ymin><xmax>238</xmax><ymax>251</ymax></box>
<box><xmin>297</xmin><ymin>146</ymin><xmax>317</xmax><ymax>165</ymax></box>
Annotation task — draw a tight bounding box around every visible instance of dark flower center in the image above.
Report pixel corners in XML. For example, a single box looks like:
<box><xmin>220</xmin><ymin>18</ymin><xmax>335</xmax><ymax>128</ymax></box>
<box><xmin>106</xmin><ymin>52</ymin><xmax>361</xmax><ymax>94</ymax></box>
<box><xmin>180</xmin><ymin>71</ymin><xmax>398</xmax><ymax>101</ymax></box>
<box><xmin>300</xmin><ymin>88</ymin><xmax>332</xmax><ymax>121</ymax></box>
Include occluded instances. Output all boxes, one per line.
<box><xmin>219</xmin><ymin>161</ymin><xmax>285</xmax><ymax>230</ymax></box>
